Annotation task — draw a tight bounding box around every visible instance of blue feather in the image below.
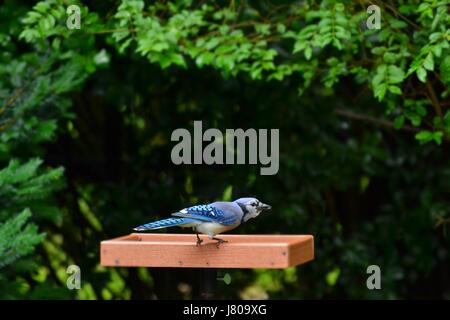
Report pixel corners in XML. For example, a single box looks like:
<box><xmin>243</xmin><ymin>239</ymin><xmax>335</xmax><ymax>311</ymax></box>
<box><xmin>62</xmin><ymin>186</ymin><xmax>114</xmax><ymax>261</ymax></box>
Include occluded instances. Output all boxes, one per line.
<box><xmin>172</xmin><ymin>204</ymin><xmax>237</xmax><ymax>225</ymax></box>
<box><xmin>133</xmin><ymin>217</ymin><xmax>196</xmax><ymax>231</ymax></box>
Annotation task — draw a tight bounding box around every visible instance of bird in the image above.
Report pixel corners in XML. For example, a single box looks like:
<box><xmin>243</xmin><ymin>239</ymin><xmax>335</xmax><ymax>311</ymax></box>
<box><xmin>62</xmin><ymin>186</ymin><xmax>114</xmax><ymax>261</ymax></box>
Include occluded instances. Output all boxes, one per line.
<box><xmin>133</xmin><ymin>197</ymin><xmax>271</xmax><ymax>247</ymax></box>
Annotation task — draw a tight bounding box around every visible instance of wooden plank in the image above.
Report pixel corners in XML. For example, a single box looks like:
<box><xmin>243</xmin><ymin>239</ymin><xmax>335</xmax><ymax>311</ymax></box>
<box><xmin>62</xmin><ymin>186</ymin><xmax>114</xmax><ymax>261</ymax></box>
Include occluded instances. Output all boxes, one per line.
<box><xmin>100</xmin><ymin>233</ymin><xmax>314</xmax><ymax>269</ymax></box>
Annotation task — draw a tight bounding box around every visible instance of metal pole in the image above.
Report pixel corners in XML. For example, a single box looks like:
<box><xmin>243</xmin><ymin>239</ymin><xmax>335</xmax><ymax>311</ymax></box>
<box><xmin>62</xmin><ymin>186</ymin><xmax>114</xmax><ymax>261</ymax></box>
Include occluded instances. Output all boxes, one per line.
<box><xmin>199</xmin><ymin>268</ymin><xmax>217</xmax><ymax>299</ymax></box>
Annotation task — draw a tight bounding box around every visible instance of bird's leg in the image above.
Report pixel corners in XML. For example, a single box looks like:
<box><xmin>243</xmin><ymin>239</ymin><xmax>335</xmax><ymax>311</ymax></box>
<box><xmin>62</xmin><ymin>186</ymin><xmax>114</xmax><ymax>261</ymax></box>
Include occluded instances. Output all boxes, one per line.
<box><xmin>196</xmin><ymin>232</ymin><xmax>203</xmax><ymax>246</ymax></box>
<box><xmin>212</xmin><ymin>237</ymin><xmax>228</xmax><ymax>248</ymax></box>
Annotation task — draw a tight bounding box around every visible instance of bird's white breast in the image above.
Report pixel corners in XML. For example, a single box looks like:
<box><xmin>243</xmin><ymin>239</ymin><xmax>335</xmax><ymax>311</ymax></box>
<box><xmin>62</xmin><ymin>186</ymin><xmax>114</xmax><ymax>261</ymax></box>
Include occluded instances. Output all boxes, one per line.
<box><xmin>195</xmin><ymin>222</ymin><xmax>239</xmax><ymax>238</ymax></box>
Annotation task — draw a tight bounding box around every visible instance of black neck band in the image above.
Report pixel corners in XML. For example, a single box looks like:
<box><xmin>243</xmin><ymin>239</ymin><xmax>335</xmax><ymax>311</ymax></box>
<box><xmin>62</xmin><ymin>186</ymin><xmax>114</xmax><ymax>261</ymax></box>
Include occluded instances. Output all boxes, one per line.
<box><xmin>237</xmin><ymin>203</ymin><xmax>249</xmax><ymax>223</ymax></box>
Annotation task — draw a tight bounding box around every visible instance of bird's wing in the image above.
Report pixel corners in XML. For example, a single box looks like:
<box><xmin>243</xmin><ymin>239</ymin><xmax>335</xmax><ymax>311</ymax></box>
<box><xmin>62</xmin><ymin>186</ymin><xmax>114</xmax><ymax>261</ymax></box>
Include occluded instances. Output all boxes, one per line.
<box><xmin>172</xmin><ymin>204</ymin><xmax>239</xmax><ymax>225</ymax></box>
<box><xmin>134</xmin><ymin>217</ymin><xmax>198</xmax><ymax>231</ymax></box>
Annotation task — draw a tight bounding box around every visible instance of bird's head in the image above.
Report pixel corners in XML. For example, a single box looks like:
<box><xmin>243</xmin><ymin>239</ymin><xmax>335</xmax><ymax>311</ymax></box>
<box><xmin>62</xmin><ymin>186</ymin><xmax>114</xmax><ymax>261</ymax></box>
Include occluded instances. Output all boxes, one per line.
<box><xmin>233</xmin><ymin>197</ymin><xmax>271</xmax><ymax>222</ymax></box>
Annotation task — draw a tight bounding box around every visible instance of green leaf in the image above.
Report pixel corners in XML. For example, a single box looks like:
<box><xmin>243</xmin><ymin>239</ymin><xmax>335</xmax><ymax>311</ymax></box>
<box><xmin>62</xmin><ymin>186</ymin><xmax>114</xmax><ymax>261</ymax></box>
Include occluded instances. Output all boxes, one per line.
<box><xmin>423</xmin><ymin>53</ymin><xmax>434</xmax><ymax>71</ymax></box>
<box><xmin>374</xmin><ymin>83</ymin><xmax>388</xmax><ymax>101</ymax></box>
<box><xmin>416</xmin><ymin>67</ymin><xmax>427</xmax><ymax>83</ymax></box>
<box><xmin>326</xmin><ymin>268</ymin><xmax>341</xmax><ymax>286</ymax></box>
<box><xmin>415</xmin><ymin>130</ymin><xmax>432</xmax><ymax>142</ymax></box>
<box><xmin>388</xmin><ymin>85</ymin><xmax>402</xmax><ymax>95</ymax></box>
<box><xmin>304</xmin><ymin>47</ymin><xmax>312</xmax><ymax>60</ymax></box>
<box><xmin>414</xmin><ymin>130</ymin><xmax>442</xmax><ymax>144</ymax></box>
<box><xmin>415</xmin><ymin>105</ymin><xmax>427</xmax><ymax>117</ymax></box>
<box><xmin>169</xmin><ymin>53</ymin><xmax>187</xmax><ymax>68</ymax></box>
<box><xmin>334</xmin><ymin>3</ymin><xmax>345</xmax><ymax>11</ymax></box>
<box><xmin>383</xmin><ymin>52</ymin><xmax>398</xmax><ymax>64</ymax></box>
<box><xmin>250</xmin><ymin>67</ymin><xmax>262</xmax><ymax>80</ymax></box>
<box><xmin>23</xmin><ymin>11</ymin><xmax>42</xmax><ymax>24</ymax></box>
<box><xmin>432</xmin><ymin>131</ymin><xmax>443</xmax><ymax>145</ymax></box>
<box><xmin>440</xmin><ymin>56</ymin><xmax>450</xmax><ymax>85</ymax></box>
<box><xmin>406</xmin><ymin>113</ymin><xmax>422</xmax><ymax>127</ymax></box>
<box><xmin>276</xmin><ymin>23</ymin><xmax>286</xmax><ymax>34</ymax></box>
<box><xmin>394</xmin><ymin>116</ymin><xmax>405</xmax><ymax>129</ymax></box>
<box><xmin>389</xmin><ymin>19</ymin><xmax>407</xmax><ymax>29</ymax></box>
<box><xmin>205</xmin><ymin>38</ymin><xmax>220</xmax><ymax>50</ymax></box>
<box><xmin>34</xmin><ymin>2</ymin><xmax>51</xmax><ymax>13</ymax></box>
<box><xmin>196</xmin><ymin>52</ymin><xmax>214</xmax><ymax>67</ymax></box>
<box><xmin>429</xmin><ymin>32</ymin><xmax>442</xmax><ymax>42</ymax></box>
<box><xmin>387</xmin><ymin>66</ymin><xmax>404</xmax><ymax>84</ymax></box>
<box><xmin>222</xmin><ymin>185</ymin><xmax>233</xmax><ymax>201</ymax></box>
<box><xmin>254</xmin><ymin>23</ymin><xmax>271</xmax><ymax>35</ymax></box>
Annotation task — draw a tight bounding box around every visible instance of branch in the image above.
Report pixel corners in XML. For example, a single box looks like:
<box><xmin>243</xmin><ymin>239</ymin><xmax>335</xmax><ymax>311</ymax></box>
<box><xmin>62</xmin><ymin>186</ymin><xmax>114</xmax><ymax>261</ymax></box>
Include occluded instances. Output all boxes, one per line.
<box><xmin>0</xmin><ymin>88</ymin><xmax>24</xmax><ymax>115</ymax></box>
<box><xmin>425</xmin><ymin>80</ymin><xmax>443</xmax><ymax>120</ymax></box>
<box><xmin>333</xmin><ymin>108</ymin><xmax>419</xmax><ymax>133</ymax></box>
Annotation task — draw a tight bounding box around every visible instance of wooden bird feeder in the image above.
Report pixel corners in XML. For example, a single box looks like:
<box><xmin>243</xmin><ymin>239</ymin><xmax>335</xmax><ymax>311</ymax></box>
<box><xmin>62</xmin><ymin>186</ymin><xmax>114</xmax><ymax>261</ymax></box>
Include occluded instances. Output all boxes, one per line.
<box><xmin>100</xmin><ymin>233</ymin><xmax>314</xmax><ymax>269</ymax></box>
<box><xmin>101</xmin><ymin>233</ymin><xmax>314</xmax><ymax>298</ymax></box>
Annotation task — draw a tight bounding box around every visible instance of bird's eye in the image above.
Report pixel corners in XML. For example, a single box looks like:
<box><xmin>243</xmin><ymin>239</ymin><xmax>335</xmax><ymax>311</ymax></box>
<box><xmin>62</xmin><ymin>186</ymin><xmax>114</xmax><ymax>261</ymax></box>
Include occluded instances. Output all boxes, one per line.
<box><xmin>251</xmin><ymin>202</ymin><xmax>257</xmax><ymax>207</ymax></box>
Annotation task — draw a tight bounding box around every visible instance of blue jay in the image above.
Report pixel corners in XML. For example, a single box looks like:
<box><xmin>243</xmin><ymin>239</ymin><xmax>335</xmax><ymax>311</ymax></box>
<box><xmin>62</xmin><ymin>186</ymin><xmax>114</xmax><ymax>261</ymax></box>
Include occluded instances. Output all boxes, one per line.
<box><xmin>133</xmin><ymin>197</ymin><xmax>271</xmax><ymax>247</ymax></box>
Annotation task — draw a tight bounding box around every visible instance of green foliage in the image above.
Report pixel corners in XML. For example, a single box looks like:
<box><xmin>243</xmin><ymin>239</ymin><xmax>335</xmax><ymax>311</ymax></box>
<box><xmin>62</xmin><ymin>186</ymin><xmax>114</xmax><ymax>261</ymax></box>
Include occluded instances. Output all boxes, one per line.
<box><xmin>0</xmin><ymin>0</ymin><xmax>86</xmax><ymax>299</ymax></box>
<box><xmin>0</xmin><ymin>159</ymin><xmax>64</xmax><ymax>205</ymax></box>
<box><xmin>415</xmin><ymin>130</ymin><xmax>444</xmax><ymax>145</ymax></box>
<box><xmin>17</xmin><ymin>1</ymin><xmax>450</xmax><ymax>146</ymax></box>
<box><xmin>0</xmin><ymin>0</ymin><xmax>449</xmax><ymax>299</ymax></box>
<box><xmin>0</xmin><ymin>208</ymin><xmax>45</xmax><ymax>268</ymax></box>
<box><xmin>0</xmin><ymin>157</ymin><xmax>65</xmax><ymax>297</ymax></box>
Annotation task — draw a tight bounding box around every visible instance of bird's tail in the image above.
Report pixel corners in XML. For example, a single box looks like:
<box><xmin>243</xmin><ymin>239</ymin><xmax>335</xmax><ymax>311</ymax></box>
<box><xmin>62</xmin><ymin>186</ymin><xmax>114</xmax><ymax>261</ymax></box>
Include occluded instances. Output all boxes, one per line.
<box><xmin>133</xmin><ymin>217</ymin><xmax>195</xmax><ymax>231</ymax></box>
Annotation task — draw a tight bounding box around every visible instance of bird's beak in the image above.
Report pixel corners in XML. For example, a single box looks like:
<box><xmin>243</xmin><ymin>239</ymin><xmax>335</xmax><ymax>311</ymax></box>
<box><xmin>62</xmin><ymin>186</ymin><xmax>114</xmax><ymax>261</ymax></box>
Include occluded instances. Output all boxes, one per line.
<box><xmin>258</xmin><ymin>203</ymin><xmax>272</xmax><ymax>212</ymax></box>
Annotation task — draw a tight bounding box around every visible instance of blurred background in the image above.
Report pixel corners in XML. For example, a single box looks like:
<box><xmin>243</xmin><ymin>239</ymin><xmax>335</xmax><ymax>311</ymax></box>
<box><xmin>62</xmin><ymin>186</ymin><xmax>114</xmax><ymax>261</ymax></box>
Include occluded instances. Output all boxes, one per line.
<box><xmin>0</xmin><ymin>0</ymin><xmax>449</xmax><ymax>299</ymax></box>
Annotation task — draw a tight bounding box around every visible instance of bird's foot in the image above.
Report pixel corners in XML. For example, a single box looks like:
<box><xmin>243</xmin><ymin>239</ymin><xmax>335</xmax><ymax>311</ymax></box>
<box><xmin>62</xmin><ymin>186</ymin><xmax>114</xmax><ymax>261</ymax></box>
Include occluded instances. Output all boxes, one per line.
<box><xmin>213</xmin><ymin>238</ymin><xmax>228</xmax><ymax>249</ymax></box>
<box><xmin>196</xmin><ymin>233</ymin><xmax>203</xmax><ymax>246</ymax></box>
